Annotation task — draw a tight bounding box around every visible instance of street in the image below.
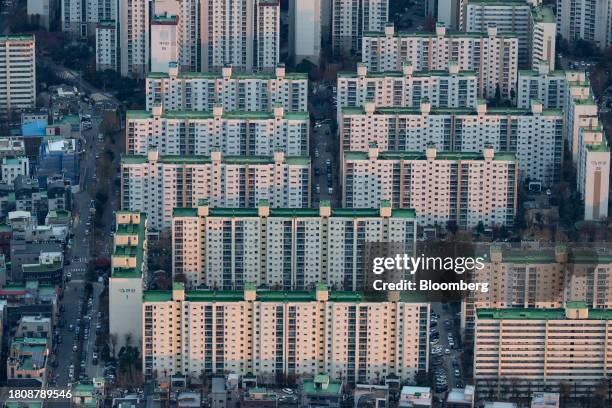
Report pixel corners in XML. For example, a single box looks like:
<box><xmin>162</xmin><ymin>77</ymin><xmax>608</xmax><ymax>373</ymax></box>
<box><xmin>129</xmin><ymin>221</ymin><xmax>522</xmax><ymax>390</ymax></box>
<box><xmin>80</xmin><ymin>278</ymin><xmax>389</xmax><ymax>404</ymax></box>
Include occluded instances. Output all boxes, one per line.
<box><xmin>51</xmin><ymin>100</ymin><xmax>115</xmax><ymax>387</ymax></box>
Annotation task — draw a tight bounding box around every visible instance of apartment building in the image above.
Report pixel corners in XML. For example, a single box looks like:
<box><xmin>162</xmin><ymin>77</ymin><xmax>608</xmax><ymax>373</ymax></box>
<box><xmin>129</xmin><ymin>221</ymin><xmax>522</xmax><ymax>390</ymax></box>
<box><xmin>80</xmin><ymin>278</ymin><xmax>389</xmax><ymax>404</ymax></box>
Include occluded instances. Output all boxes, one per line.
<box><xmin>332</xmin><ymin>0</ymin><xmax>388</xmax><ymax>55</ymax></box>
<box><xmin>126</xmin><ymin>105</ymin><xmax>308</xmax><ymax>156</ymax></box>
<box><xmin>61</xmin><ymin>0</ymin><xmax>116</xmax><ymax>37</ymax></box>
<box><xmin>255</xmin><ymin>0</ymin><xmax>280</xmax><ymax>70</ymax></box>
<box><xmin>121</xmin><ymin>150</ymin><xmax>311</xmax><ymax>231</ymax></box>
<box><xmin>517</xmin><ymin>63</ymin><xmax>610</xmax><ymax>220</ymax></box>
<box><xmin>464</xmin><ymin>1</ymin><xmax>555</xmax><ymax>69</ymax></box>
<box><xmin>530</xmin><ymin>7</ymin><xmax>556</xmax><ymax>70</ymax></box>
<box><xmin>516</xmin><ymin>62</ymin><xmax>567</xmax><ymax>109</ymax></box>
<box><xmin>465</xmin><ymin>0</ymin><xmax>531</xmax><ymax>66</ymax></box>
<box><xmin>200</xmin><ymin>0</ymin><xmax>280</xmax><ymax>72</ymax></box>
<box><xmin>556</xmin><ymin>0</ymin><xmax>612</xmax><ymax>50</ymax></box>
<box><xmin>146</xmin><ymin>64</ymin><xmax>308</xmax><ymax>113</ymax></box>
<box><xmin>361</xmin><ymin>24</ymin><xmax>518</xmax><ymax>99</ymax></box>
<box><xmin>109</xmin><ymin>211</ymin><xmax>147</xmax><ymax>350</ymax></box>
<box><xmin>95</xmin><ymin>20</ymin><xmax>117</xmax><ymax>71</ymax></box>
<box><xmin>142</xmin><ymin>283</ymin><xmax>429</xmax><ymax>384</ymax></box>
<box><xmin>2</xmin><ymin>157</ymin><xmax>30</xmax><ymax>184</ymax></box>
<box><xmin>150</xmin><ymin>14</ymin><xmax>179</xmax><ymax>73</ymax></box>
<box><xmin>342</xmin><ymin>145</ymin><xmax>517</xmax><ymax>228</ymax></box>
<box><xmin>564</xmin><ymin>72</ymin><xmax>610</xmax><ymax>220</ymax></box>
<box><xmin>0</xmin><ymin>35</ymin><xmax>36</xmax><ymax>117</ymax></box>
<box><xmin>288</xmin><ymin>0</ymin><xmax>322</xmax><ymax>64</ymax></box>
<box><xmin>462</xmin><ymin>244</ymin><xmax>612</xmax><ymax>340</ymax></box>
<box><xmin>340</xmin><ymin>100</ymin><xmax>562</xmax><ymax>186</ymax></box>
<box><xmin>172</xmin><ymin>200</ymin><xmax>416</xmax><ymax>289</ymax></box>
<box><xmin>119</xmin><ymin>0</ymin><xmax>150</xmax><ymax>77</ymax></box>
<box><xmin>474</xmin><ymin>304</ymin><xmax>612</xmax><ymax>398</ymax></box>
<box><xmin>336</xmin><ymin>62</ymin><xmax>479</xmax><ymax>114</ymax></box>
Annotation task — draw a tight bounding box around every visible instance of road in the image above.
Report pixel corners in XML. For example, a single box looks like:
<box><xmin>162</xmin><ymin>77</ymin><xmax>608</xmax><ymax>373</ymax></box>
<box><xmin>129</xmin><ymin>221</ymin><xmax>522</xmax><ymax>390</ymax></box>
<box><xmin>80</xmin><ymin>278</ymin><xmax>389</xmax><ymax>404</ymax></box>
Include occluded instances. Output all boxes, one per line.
<box><xmin>310</xmin><ymin>122</ymin><xmax>340</xmax><ymax>207</ymax></box>
<box><xmin>430</xmin><ymin>302</ymin><xmax>464</xmax><ymax>397</ymax></box>
<box><xmin>52</xmin><ymin>102</ymin><xmax>112</xmax><ymax>387</ymax></box>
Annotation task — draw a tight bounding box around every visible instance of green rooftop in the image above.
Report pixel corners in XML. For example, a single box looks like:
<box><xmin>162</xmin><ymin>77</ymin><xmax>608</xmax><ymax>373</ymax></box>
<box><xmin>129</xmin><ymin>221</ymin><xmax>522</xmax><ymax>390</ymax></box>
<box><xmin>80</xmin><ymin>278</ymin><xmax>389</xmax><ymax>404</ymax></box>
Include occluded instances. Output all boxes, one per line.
<box><xmin>344</xmin><ymin>150</ymin><xmax>515</xmax><ymax>162</ymax></box>
<box><xmin>22</xmin><ymin>261</ymin><xmax>62</xmax><ymax>273</ymax></box>
<box><xmin>143</xmin><ymin>286</ymin><xmax>427</xmax><ymax>304</ymax></box>
<box><xmin>477</xmin><ymin>307</ymin><xmax>612</xmax><ymax>320</ymax></box>
<box><xmin>303</xmin><ymin>377</ymin><xmax>342</xmax><ymax>396</ymax></box>
<box><xmin>122</xmin><ymin>154</ymin><xmax>310</xmax><ymax>166</ymax></box>
<box><xmin>531</xmin><ymin>6</ymin><xmax>556</xmax><ymax>23</ymax></box>
<box><xmin>172</xmin><ymin>206</ymin><xmax>416</xmax><ymax>219</ymax></box>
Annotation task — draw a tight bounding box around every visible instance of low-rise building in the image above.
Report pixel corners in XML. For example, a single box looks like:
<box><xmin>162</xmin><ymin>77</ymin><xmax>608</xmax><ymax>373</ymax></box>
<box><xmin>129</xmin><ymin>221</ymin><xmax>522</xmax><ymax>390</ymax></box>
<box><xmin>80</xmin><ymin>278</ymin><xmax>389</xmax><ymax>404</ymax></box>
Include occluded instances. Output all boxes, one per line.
<box><xmin>354</xmin><ymin>384</ymin><xmax>389</xmax><ymax>408</ymax></box>
<box><xmin>531</xmin><ymin>393</ymin><xmax>560</xmax><ymax>408</ymax></box>
<box><xmin>446</xmin><ymin>386</ymin><xmax>475</xmax><ymax>408</ymax></box>
<box><xmin>2</xmin><ymin>158</ymin><xmax>29</xmax><ymax>184</ymax></box>
<box><xmin>399</xmin><ymin>386</ymin><xmax>432</xmax><ymax>408</ymax></box>
<box><xmin>6</xmin><ymin>337</ymin><xmax>48</xmax><ymax>387</ymax></box>
<box><xmin>302</xmin><ymin>375</ymin><xmax>343</xmax><ymax>408</ymax></box>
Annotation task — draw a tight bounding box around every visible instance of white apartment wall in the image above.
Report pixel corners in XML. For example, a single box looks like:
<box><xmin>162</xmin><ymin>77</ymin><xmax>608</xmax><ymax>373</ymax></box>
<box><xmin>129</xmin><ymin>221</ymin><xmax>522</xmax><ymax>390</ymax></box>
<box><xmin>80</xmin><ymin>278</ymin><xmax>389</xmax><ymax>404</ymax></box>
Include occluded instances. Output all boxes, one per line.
<box><xmin>150</xmin><ymin>22</ymin><xmax>179</xmax><ymax>73</ymax></box>
<box><xmin>288</xmin><ymin>0</ymin><xmax>321</xmax><ymax>64</ymax></box>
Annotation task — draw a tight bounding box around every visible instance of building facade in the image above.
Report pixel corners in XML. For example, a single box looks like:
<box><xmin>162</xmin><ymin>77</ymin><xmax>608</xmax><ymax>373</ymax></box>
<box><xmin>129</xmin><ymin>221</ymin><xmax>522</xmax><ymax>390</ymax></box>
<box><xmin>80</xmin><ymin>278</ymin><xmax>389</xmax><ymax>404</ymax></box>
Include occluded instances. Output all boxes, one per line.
<box><xmin>172</xmin><ymin>200</ymin><xmax>416</xmax><ymax>289</ymax></box>
<box><xmin>121</xmin><ymin>150</ymin><xmax>311</xmax><ymax>230</ymax></box>
<box><xmin>463</xmin><ymin>245</ymin><xmax>612</xmax><ymax>340</ymax></box>
<box><xmin>530</xmin><ymin>6</ymin><xmax>556</xmax><ymax>70</ymax></box>
<box><xmin>150</xmin><ymin>14</ymin><xmax>179</xmax><ymax>73</ymax></box>
<box><xmin>288</xmin><ymin>0</ymin><xmax>322</xmax><ymax>64</ymax></box>
<box><xmin>332</xmin><ymin>0</ymin><xmax>389</xmax><ymax>55</ymax></box>
<box><xmin>125</xmin><ymin>105</ymin><xmax>309</xmax><ymax>156</ymax></box>
<box><xmin>340</xmin><ymin>101</ymin><xmax>562</xmax><ymax>185</ymax></box>
<box><xmin>342</xmin><ymin>145</ymin><xmax>517</xmax><ymax>228</ymax></box>
<box><xmin>143</xmin><ymin>283</ymin><xmax>429</xmax><ymax>385</ymax></box>
<box><xmin>474</xmin><ymin>305</ymin><xmax>612</xmax><ymax>398</ymax></box>
<box><xmin>119</xmin><ymin>0</ymin><xmax>150</xmax><ymax>77</ymax></box>
<box><xmin>146</xmin><ymin>64</ymin><xmax>308</xmax><ymax>113</ymax></box>
<box><xmin>109</xmin><ymin>211</ymin><xmax>147</xmax><ymax>351</ymax></box>
<box><xmin>336</xmin><ymin>62</ymin><xmax>479</xmax><ymax>114</ymax></box>
<box><xmin>556</xmin><ymin>0</ymin><xmax>612</xmax><ymax>50</ymax></box>
<box><xmin>361</xmin><ymin>24</ymin><xmax>519</xmax><ymax>99</ymax></box>
<box><xmin>200</xmin><ymin>0</ymin><xmax>280</xmax><ymax>72</ymax></box>
<box><xmin>95</xmin><ymin>21</ymin><xmax>117</xmax><ymax>71</ymax></box>
<box><xmin>0</xmin><ymin>35</ymin><xmax>36</xmax><ymax>118</ymax></box>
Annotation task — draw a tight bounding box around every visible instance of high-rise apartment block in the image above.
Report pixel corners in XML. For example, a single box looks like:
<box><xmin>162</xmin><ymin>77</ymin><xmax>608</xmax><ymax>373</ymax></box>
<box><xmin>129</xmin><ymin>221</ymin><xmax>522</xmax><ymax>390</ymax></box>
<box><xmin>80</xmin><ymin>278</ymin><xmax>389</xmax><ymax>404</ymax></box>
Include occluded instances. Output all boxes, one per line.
<box><xmin>119</xmin><ymin>0</ymin><xmax>150</xmax><ymax>77</ymax></box>
<box><xmin>95</xmin><ymin>20</ymin><xmax>117</xmax><ymax>71</ymax></box>
<box><xmin>463</xmin><ymin>245</ymin><xmax>612</xmax><ymax>340</ymax></box>
<box><xmin>143</xmin><ymin>283</ymin><xmax>429</xmax><ymax>384</ymax></box>
<box><xmin>109</xmin><ymin>211</ymin><xmax>147</xmax><ymax>350</ymax></box>
<box><xmin>517</xmin><ymin>63</ymin><xmax>610</xmax><ymax>220</ymax></box>
<box><xmin>172</xmin><ymin>200</ymin><xmax>416</xmax><ymax>289</ymax></box>
<box><xmin>474</xmin><ymin>304</ymin><xmax>612</xmax><ymax>398</ymax></box>
<box><xmin>120</xmin><ymin>150</ymin><xmax>311</xmax><ymax>231</ymax></box>
<box><xmin>464</xmin><ymin>0</ymin><xmax>556</xmax><ymax>69</ymax></box>
<box><xmin>200</xmin><ymin>0</ymin><xmax>280</xmax><ymax>72</ymax></box>
<box><xmin>62</xmin><ymin>0</ymin><xmax>116</xmax><ymax>37</ymax></box>
<box><xmin>288</xmin><ymin>0</ymin><xmax>322</xmax><ymax>64</ymax></box>
<box><xmin>340</xmin><ymin>101</ymin><xmax>562</xmax><ymax>185</ymax></box>
<box><xmin>125</xmin><ymin>105</ymin><xmax>309</xmax><ymax>156</ymax></box>
<box><xmin>332</xmin><ymin>0</ymin><xmax>389</xmax><ymax>55</ymax></box>
<box><xmin>556</xmin><ymin>0</ymin><xmax>612</xmax><ymax>50</ymax></box>
<box><xmin>342</xmin><ymin>145</ymin><xmax>517</xmax><ymax>228</ymax></box>
<box><xmin>336</xmin><ymin>62</ymin><xmax>479</xmax><ymax>114</ymax></box>
<box><xmin>146</xmin><ymin>64</ymin><xmax>308</xmax><ymax>112</ymax></box>
<box><xmin>0</xmin><ymin>35</ymin><xmax>36</xmax><ymax>118</ymax></box>
<box><xmin>150</xmin><ymin>14</ymin><xmax>179</xmax><ymax>73</ymax></box>
<box><xmin>530</xmin><ymin>6</ymin><xmax>556</xmax><ymax>70</ymax></box>
<box><xmin>361</xmin><ymin>24</ymin><xmax>518</xmax><ymax>99</ymax></box>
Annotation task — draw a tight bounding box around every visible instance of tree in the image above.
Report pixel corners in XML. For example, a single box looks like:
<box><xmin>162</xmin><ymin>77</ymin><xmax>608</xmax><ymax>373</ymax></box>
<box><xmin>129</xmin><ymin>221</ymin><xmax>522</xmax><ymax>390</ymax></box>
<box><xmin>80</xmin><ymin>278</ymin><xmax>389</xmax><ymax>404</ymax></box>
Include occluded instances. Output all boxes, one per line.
<box><xmin>109</xmin><ymin>333</ymin><xmax>118</xmax><ymax>358</ymax></box>
<box><xmin>99</xmin><ymin>111</ymin><xmax>120</xmax><ymax>136</ymax></box>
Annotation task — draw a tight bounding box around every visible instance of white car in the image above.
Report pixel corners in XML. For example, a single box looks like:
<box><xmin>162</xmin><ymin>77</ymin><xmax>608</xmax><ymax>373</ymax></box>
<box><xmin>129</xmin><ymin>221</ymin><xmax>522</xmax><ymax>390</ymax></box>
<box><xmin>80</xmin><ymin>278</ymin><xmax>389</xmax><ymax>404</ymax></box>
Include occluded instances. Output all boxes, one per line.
<box><xmin>282</xmin><ymin>388</ymin><xmax>294</xmax><ymax>394</ymax></box>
